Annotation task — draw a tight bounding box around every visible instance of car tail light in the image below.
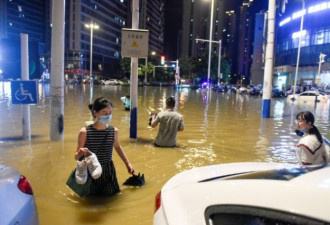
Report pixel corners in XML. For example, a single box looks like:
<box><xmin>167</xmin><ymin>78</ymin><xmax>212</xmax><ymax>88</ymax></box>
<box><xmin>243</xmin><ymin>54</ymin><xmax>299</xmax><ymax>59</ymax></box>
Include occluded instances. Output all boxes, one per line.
<box><xmin>18</xmin><ymin>175</ymin><xmax>34</xmax><ymax>195</ymax></box>
<box><xmin>154</xmin><ymin>191</ymin><xmax>161</xmax><ymax>213</ymax></box>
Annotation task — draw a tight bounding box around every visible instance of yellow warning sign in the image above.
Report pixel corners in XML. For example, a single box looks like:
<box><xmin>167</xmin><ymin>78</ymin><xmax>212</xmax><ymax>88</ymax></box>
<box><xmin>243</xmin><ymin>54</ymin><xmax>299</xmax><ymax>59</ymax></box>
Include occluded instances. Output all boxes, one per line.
<box><xmin>121</xmin><ymin>28</ymin><xmax>149</xmax><ymax>57</ymax></box>
<box><xmin>132</xmin><ymin>42</ymin><xmax>138</xmax><ymax>47</ymax></box>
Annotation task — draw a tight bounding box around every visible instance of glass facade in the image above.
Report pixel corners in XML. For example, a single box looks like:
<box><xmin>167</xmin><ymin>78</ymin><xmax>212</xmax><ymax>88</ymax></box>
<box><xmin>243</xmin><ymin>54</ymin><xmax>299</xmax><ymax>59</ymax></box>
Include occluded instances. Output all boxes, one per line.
<box><xmin>276</xmin><ymin>1</ymin><xmax>330</xmax><ymax>66</ymax></box>
<box><xmin>0</xmin><ymin>0</ymin><xmax>49</xmax><ymax>80</ymax></box>
<box><xmin>275</xmin><ymin>0</ymin><xmax>330</xmax><ymax>89</ymax></box>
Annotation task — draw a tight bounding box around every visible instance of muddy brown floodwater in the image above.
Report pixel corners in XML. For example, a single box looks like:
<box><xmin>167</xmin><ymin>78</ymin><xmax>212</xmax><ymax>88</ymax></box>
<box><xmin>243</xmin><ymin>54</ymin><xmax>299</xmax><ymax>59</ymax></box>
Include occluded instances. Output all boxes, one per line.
<box><xmin>0</xmin><ymin>82</ymin><xmax>329</xmax><ymax>224</ymax></box>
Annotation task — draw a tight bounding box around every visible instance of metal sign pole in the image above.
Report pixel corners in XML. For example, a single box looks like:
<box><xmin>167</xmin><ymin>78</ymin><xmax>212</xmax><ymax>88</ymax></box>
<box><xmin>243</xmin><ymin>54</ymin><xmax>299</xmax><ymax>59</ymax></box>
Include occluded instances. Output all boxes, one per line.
<box><xmin>50</xmin><ymin>0</ymin><xmax>65</xmax><ymax>141</ymax></box>
<box><xmin>130</xmin><ymin>0</ymin><xmax>139</xmax><ymax>139</ymax></box>
<box><xmin>20</xmin><ymin>34</ymin><xmax>31</xmax><ymax>140</ymax></box>
<box><xmin>261</xmin><ymin>0</ymin><xmax>275</xmax><ymax>118</ymax></box>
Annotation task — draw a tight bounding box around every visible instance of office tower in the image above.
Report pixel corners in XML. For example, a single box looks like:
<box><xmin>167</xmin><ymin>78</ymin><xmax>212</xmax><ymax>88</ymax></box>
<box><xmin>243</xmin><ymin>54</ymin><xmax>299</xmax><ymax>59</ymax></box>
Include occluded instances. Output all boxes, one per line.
<box><xmin>65</xmin><ymin>0</ymin><xmax>129</xmax><ymax>80</ymax></box>
<box><xmin>0</xmin><ymin>0</ymin><xmax>49</xmax><ymax>79</ymax></box>
<box><xmin>274</xmin><ymin>0</ymin><xmax>330</xmax><ymax>90</ymax></box>
<box><xmin>140</xmin><ymin>0</ymin><xmax>165</xmax><ymax>55</ymax></box>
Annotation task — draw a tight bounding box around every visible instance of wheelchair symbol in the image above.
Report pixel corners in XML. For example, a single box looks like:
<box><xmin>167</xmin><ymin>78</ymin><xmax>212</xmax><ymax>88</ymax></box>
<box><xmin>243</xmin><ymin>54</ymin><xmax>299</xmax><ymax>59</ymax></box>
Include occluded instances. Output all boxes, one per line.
<box><xmin>15</xmin><ymin>83</ymin><xmax>34</xmax><ymax>102</ymax></box>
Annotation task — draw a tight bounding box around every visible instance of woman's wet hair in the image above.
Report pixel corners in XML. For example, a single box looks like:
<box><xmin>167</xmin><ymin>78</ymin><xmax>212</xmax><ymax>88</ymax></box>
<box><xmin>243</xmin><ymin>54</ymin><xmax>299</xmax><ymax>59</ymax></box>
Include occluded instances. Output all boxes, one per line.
<box><xmin>296</xmin><ymin>111</ymin><xmax>323</xmax><ymax>143</ymax></box>
<box><xmin>166</xmin><ymin>96</ymin><xmax>175</xmax><ymax>108</ymax></box>
<box><xmin>88</xmin><ymin>97</ymin><xmax>113</xmax><ymax>118</ymax></box>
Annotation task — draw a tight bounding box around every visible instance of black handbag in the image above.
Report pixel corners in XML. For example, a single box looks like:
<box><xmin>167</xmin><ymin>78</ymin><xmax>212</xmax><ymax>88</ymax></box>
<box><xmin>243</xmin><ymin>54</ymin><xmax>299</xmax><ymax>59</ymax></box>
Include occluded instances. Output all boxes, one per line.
<box><xmin>66</xmin><ymin>168</ymin><xmax>91</xmax><ymax>197</ymax></box>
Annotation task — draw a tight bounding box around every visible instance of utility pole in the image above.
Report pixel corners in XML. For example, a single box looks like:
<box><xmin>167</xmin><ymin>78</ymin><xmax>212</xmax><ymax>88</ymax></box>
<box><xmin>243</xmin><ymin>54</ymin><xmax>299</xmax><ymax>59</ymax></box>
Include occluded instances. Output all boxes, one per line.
<box><xmin>50</xmin><ymin>0</ymin><xmax>65</xmax><ymax>140</ymax></box>
<box><xmin>20</xmin><ymin>34</ymin><xmax>31</xmax><ymax>140</ymax></box>
<box><xmin>261</xmin><ymin>0</ymin><xmax>275</xmax><ymax>118</ymax></box>
<box><xmin>130</xmin><ymin>0</ymin><xmax>139</xmax><ymax>139</ymax></box>
<box><xmin>196</xmin><ymin>38</ymin><xmax>222</xmax><ymax>86</ymax></box>
<box><xmin>207</xmin><ymin>0</ymin><xmax>215</xmax><ymax>87</ymax></box>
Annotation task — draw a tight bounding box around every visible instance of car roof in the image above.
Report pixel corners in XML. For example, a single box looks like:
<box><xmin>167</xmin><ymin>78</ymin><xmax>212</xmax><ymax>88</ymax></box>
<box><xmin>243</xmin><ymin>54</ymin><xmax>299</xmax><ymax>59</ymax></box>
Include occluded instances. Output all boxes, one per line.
<box><xmin>160</xmin><ymin>163</ymin><xmax>330</xmax><ymax>225</ymax></box>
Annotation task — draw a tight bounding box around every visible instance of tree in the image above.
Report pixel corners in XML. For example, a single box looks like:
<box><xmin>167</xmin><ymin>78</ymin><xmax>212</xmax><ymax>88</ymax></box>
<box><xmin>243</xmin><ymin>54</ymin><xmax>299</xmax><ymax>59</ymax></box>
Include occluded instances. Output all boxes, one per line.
<box><xmin>179</xmin><ymin>55</ymin><xmax>195</xmax><ymax>81</ymax></box>
<box><xmin>139</xmin><ymin>62</ymin><xmax>154</xmax><ymax>76</ymax></box>
<box><xmin>192</xmin><ymin>49</ymin><xmax>219</xmax><ymax>83</ymax></box>
<box><xmin>220</xmin><ymin>58</ymin><xmax>231</xmax><ymax>83</ymax></box>
<box><xmin>120</xmin><ymin>57</ymin><xmax>131</xmax><ymax>76</ymax></box>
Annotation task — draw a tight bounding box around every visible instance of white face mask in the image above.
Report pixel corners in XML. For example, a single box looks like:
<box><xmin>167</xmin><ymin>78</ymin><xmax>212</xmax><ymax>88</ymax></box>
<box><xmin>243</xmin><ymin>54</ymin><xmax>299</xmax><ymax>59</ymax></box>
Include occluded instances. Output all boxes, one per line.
<box><xmin>98</xmin><ymin>114</ymin><xmax>112</xmax><ymax>125</ymax></box>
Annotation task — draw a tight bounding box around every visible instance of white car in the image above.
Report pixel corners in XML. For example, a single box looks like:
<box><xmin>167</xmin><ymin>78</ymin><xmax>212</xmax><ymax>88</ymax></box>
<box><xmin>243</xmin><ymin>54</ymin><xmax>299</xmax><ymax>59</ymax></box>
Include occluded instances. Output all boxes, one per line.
<box><xmin>153</xmin><ymin>162</ymin><xmax>330</xmax><ymax>225</ymax></box>
<box><xmin>102</xmin><ymin>79</ymin><xmax>123</xmax><ymax>85</ymax></box>
<box><xmin>0</xmin><ymin>164</ymin><xmax>39</xmax><ymax>225</ymax></box>
<box><xmin>287</xmin><ymin>90</ymin><xmax>328</xmax><ymax>103</ymax></box>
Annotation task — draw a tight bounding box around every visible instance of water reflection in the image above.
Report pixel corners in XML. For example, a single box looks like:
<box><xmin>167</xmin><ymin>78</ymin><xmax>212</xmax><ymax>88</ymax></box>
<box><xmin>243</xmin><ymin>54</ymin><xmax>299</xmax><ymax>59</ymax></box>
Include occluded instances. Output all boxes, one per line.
<box><xmin>0</xmin><ymin>82</ymin><xmax>329</xmax><ymax>225</ymax></box>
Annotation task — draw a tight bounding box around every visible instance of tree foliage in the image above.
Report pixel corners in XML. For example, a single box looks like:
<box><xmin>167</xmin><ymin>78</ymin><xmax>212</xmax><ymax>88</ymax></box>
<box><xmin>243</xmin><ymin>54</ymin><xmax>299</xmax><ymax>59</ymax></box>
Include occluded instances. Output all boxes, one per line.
<box><xmin>120</xmin><ymin>57</ymin><xmax>131</xmax><ymax>76</ymax></box>
<box><xmin>179</xmin><ymin>55</ymin><xmax>194</xmax><ymax>81</ymax></box>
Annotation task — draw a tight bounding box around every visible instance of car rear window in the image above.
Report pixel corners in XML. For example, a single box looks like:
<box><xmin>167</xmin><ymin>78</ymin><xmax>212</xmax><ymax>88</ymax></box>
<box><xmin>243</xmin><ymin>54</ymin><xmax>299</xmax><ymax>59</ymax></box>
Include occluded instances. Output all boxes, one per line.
<box><xmin>205</xmin><ymin>205</ymin><xmax>328</xmax><ymax>225</ymax></box>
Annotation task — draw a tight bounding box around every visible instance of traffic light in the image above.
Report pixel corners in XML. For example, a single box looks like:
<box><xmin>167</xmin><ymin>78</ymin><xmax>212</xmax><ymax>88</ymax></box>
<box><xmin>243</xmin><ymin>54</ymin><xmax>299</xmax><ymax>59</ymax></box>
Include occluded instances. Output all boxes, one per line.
<box><xmin>161</xmin><ymin>55</ymin><xmax>165</xmax><ymax>65</ymax></box>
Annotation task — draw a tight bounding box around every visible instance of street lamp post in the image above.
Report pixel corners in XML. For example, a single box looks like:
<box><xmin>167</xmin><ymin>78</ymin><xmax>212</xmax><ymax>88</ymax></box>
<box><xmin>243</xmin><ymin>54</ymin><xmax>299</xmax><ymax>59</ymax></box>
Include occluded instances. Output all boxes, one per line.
<box><xmin>85</xmin><ymin>22</ymin><xmax>99</xmax><ymax>85</ymax></box>
<box><xmin>292</xmin><ymin>0</ymin><xmax>305</xmax><ymax>101</ymax></box>
<box><xmin>207</xmin><ymin>0</ymin><xmax>215</xmax><ymax>87</ymax></box>
<box><xmin>196</xmin><ymin>38</ymin><xmax>222</xmax><ymax>85</ymax></box>
<box><xmin>217</xmin><ymin>40</ymin><xmax>222</xmax><ymax>85</ymax></box>
<box><xmin>317</xmin><ymin>53</ymin><xmax>326</xmax><ymax>83</ymax></box>
<box><xmin>144</xmin><ymin>57</ymin><xmax>148</xmax><ymax>84</ymax></box>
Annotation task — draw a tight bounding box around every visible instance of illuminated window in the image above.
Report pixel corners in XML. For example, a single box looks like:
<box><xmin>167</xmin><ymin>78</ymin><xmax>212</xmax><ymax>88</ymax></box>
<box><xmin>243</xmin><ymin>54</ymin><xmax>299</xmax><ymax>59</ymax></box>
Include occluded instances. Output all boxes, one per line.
<box><xmin>279</xmin><ymin>17</ymin><xmax>291</xmax><ymax>27</ymax></box>
<box><xmin>312</xmin><ymin>30</ymin><xmax>325</xmax><ymax>45</ymax></box>
<box><xmin>325</xmin><ymin>29</ymin><xmax>330</xmax><ymax>43</ymax></box>
<box><xmin>292</xmin><ymin>9</ymin><xmax>306</xmax><ymax>20</ymax></box>
<box><xmin>281</xmin><ymin>40</ymin><xmax>289</xmax><ymax>51</ymax></box>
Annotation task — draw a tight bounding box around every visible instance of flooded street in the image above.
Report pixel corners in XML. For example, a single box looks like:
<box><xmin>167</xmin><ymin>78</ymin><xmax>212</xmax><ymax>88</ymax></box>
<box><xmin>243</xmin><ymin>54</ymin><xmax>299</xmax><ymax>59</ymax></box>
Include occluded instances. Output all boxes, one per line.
<box><xmin>0</xmin><ymin>82</ymin><xmax>329</xmax><ymax>225</ymax></box>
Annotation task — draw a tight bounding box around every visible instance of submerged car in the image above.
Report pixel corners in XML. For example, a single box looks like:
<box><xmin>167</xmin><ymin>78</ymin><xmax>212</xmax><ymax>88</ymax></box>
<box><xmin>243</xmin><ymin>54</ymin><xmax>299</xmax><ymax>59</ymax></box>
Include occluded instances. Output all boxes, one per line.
<box><xmin>0</xmin><ymin>164</ymin><xmax>39</xmax><ymax>225</ymax></box>
<box><xmin>102</xmin><ymin>79</ymin><xmax>123</xmax><ymax>85</ymax></box>
<box><xmin>153</xmin><ymin>162</ymin><xmax>330</xmax><ymax>225</ymax></box>
<box><xmin>287</xmin><ymin>90</ymin><xmax>328</xmax><ymax>103</ymax></box>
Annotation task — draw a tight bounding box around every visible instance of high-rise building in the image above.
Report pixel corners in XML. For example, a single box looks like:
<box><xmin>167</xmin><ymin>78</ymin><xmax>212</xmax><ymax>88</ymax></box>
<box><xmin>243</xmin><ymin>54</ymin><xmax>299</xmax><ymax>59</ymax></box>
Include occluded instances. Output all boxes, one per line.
<box><xmin>164</xmin><ymin>0</ymin><xmax>182</xmax><ymax>61</ymax></box>
<box><xmin>250</xmin><ymin>12</ymin><xmax>266</xmax><ymax>85</ymax></box>
<box><xmin>274</xmin><ymin>0</ymin><xmax>330</xmax><ymax>90</ymax></box>
<box><xmin>236</xmin><ymin>1</ymin><xmax>254</xmax><ymax>84</ymax></box>
<box><xmin>0</xmin><ymin>0</ymin><xmax>166</xmax><ymax>81</ymax></box>
<box><xmin>181</xmin><ymin>0</ymin><xmax>226</xmax><ymax>58</ymax></box>
<box><xmin>64</xmin><ymin>0</ymin><xmax>129</xmax><ymax>80</ymax></box>
<box><xmin>139</xmin><ymin>0</ymin><xmax>165</xmax><ymax>54</ymax></box>
<box><xmin>0</xmin><ymin>0</ymin><xmax>50</xmax><ymax>79</ymax></box>
<box><xmin>180</xmin><ymin>0</ymin><xmax>247</xmax><ymax>83</ymax></box>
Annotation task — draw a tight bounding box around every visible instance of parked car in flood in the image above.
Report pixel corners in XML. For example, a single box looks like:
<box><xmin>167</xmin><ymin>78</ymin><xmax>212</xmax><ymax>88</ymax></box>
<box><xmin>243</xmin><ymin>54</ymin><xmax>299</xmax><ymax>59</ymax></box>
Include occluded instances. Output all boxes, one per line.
<box><xmin>271</xmin><ymin>86</ymin><xmax>285</xmax><ymax>98</ymax></box>
<box><xmin>0</xmin><ymin>164</ymin><xmax>39</xmax><ymax>225</ymax></box>
<box><xmin>102</xmin><ymin>79</ymin><xmax>123</xmax><ymax>85</ymax></box>
<box><xmin>287</xmin><ymin>90</ymin><xmax>328</xmax><ymax>103</ymax></box>
<box><xmin>153</xmin><ymin>162</ymin><xmax>330</xmax><ymax>225</ymax></box>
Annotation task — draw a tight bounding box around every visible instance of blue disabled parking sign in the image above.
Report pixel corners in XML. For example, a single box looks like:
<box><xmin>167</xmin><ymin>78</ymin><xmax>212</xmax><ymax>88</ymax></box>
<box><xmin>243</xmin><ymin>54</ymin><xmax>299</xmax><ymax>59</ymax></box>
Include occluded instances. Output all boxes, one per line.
<box><xmin>11</xmin><ymin>81</ymin><xmax>38</xmax><ymax>104</ymax></box>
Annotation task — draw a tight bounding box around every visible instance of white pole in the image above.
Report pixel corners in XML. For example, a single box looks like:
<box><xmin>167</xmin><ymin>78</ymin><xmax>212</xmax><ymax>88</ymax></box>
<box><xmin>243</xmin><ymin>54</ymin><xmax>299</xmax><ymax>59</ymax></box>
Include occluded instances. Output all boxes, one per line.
<box><xmin>261</xmin><ymin>0</ymin><xmax>275</xmax><ymax>118</ymax></box>
<box><xmin>292</xmin><ymin>0</ymin><xmax>305</xmax><ymax>99</ymax></box>
<box><xmin>175</xmin><ymin>59</ymin><xmax>180</xmax><ymax>85</ymax></box>
<box><xmin>317</xmin><ymin>55</ymin><xmax>322</xmax><ymax>79</ymax></box>
<box><xmin>207</xmin><ymin>0</ymin><xmax>214</xmax><ymax>87</ymax></box>
<box><xmin>50</xmin><ymin>0</ymin><xmax>65</xmax><ymax>141</ymax></box>
<box><xmin>217</xmin><ymin>40</ymin><xmax>222</xmax><ymax>86</ymax></box>
<box><xmin>90</xmin><ymin>25</ymin><xmax>94</xmax><ymax>85</ymax></box>
<box><xmin>130</xmin><ymin>0</ymin><xmax>139</xmax><ymax>139</ymax></box>
<box><xmin>316</xmin><ymin>53</ymin><xmax>326</xmax><ymax>84</ymax></box>
<box><xmin>144</xmin><ymin>57</ymin><xmax>147</xmax><ymax>84</ymax></box>
<box><xmin>20</xmin><ymin>33</ymin><xmax>31</xmax><ymax>140</ymax></box>
<box><xmin>153</xmin><ymin>66</ymin><xmax>155</xmax><ymax>78</ymax></box>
